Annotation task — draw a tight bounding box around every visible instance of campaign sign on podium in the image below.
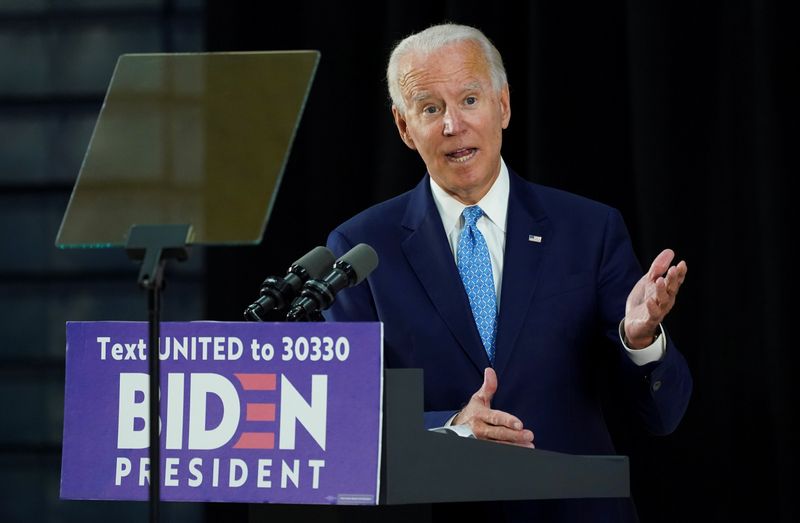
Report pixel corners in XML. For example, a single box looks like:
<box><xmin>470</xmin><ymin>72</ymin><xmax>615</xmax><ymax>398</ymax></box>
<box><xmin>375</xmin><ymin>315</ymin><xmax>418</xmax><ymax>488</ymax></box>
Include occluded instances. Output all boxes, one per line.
<box><xmin>60</xmin><ymin>321</ymin><xmax>383</xmax><ymax>505</ymax></box>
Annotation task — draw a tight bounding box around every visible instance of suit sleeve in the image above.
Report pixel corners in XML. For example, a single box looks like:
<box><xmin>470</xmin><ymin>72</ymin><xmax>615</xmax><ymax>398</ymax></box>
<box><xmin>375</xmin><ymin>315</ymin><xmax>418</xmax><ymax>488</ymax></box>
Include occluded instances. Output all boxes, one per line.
<box><xmin>598</xmin><ymin>209</ymin><xmax>693</xmax><ymax>435</ymax></box>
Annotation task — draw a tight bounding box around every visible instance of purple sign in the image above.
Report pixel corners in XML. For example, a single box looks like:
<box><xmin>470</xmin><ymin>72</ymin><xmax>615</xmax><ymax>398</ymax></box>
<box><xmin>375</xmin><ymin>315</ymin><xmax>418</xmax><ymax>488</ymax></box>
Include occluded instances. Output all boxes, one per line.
<box><xmin>60</xmin><ymin>321</ymin><xmax>383</xmax><ymax>505</ymax></box>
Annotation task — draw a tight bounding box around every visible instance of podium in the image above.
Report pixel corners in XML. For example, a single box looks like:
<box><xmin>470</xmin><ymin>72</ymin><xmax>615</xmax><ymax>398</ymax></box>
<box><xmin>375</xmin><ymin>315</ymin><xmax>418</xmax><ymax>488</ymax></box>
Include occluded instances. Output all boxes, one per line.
<box><xmin>59</xmin><ymin>321</ymin><xmax>628</xmax><ymax>520</ymax></box>
<box><xmin>251</xmin><ymin>369</ymin><xmax>628</xmax><ymax>521</ymax></box>
<box><xmin>381</xmin><ymin>369</ymin><xmax>627</xmax><ymax>503</ymax></box>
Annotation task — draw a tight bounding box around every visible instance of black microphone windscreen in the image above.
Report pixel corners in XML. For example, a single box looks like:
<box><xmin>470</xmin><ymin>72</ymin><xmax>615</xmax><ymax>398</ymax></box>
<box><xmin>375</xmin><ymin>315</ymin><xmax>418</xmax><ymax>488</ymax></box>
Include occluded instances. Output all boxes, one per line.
<box><xmin>293</xmin><ymin>246</ymin><xmax>335</xmax><ymax>278</ymax></box>
<box><xmin>340</xmin><ymin>243</ymin><xmax>379</xmax><ymax>285</ymax></box>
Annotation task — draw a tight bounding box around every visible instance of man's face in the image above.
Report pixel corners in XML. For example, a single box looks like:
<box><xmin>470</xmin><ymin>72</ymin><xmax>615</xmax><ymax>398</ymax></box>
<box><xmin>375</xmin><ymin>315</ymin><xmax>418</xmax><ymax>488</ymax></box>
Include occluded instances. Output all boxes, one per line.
<box><xmin>392</xmin><ymin>40</ymin><xmax>510</xmax><ymax>205</ymax></box>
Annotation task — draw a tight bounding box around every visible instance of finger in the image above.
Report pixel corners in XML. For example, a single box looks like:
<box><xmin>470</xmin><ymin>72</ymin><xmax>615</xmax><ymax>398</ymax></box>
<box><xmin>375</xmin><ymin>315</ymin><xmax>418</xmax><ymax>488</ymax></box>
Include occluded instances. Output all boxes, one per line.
<box><xmin>513</xmin><ymin>428</ymin><xmax>535</xmax><ymax>448</ymax></box>
<box><xmin>666</xmin><ymin>261</ymin><xmax>687</xmax><ymax>293</ymax></box>
<box><xmin>482</xmin><ymin>407</ymin><xmax>525</xmax><ymax>430</ymax></box>
<box><xmin>491</xmin><ymin>428</ymin><xmax>534</xmax><ymax>447</ymax></box>
<box><xmin>649</xmin><ymin>279</ymin><xmax>676</xmax><ymax>319</ymax></box>
<box><xmin>664</xmin><ymin>269</ymin><xmax>681</xmax><ymax>297</ymax></box>
<box><xmin>490</xmin><ymin>432</ymin><xmax>536</xmax><ymax>449</ymax></box>
<box><xmin>475</xmin><ymin>367</ymin><xmax>498</xmax><ymax>404</ymax></box>
<box><xmin>648</xmin><ymin>249</ymin><xmax>676</xmax><ymax>280</ymax></box>
<box><xmin>477</xmin><ymin>423</ymin><xmax>534</xmax><ymax>445</ymax></box>
<box><xmin>654</xmin><ymin>277</ymin><xmax>671</xmax><ymax>304</ymax></box>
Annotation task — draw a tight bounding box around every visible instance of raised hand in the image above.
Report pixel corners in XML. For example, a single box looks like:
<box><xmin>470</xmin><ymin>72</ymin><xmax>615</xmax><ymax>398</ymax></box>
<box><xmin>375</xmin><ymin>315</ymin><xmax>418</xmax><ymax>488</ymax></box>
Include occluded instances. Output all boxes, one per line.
<box><xmin>624</xmin><ymin>248</ymin><xmax>687</xmax><ymax>349</ymax></box>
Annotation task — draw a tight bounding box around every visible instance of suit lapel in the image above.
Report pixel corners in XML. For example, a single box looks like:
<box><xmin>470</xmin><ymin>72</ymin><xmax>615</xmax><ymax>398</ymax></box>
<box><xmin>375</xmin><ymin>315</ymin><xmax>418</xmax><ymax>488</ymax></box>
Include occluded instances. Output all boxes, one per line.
<box><xmin>493</xmin><ymin>172</ymin><xmax>551</xmax><ymax>378</ymax></box>
<box><xmin>400</xmin><ymin>176</ymin><xmax>490</xmax><ymax>374</ymax></box>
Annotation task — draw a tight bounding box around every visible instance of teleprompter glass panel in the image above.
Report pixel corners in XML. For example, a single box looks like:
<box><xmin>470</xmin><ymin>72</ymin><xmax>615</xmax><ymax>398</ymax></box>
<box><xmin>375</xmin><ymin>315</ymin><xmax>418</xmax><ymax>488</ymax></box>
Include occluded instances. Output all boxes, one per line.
<box><xmin>55</xmin><ymin>50</ymin><xmax>319</xmax><ymax>248</ymax></box>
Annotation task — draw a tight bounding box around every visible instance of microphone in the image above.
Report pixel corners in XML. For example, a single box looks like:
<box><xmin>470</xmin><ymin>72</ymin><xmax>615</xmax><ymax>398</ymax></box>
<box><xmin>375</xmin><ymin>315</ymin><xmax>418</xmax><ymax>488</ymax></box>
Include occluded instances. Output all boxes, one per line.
<box><xmin>243</xmin><ymin>246</ymin><xmax>336</xmax><ymax>321</ymax></box>
<box><xmin>286</xmin><ymin>243</ymin><xmax>379</xmax><ymax>321</ymax></box>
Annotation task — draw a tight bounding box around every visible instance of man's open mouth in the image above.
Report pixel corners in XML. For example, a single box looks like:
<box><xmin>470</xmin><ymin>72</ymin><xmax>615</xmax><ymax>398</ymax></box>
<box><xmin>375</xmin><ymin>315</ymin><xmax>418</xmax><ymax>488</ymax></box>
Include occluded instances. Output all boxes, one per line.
<box><xmin>446</xmin><ymin>148</ymin><xmax>477</xmax><ymax>163</ymax></box>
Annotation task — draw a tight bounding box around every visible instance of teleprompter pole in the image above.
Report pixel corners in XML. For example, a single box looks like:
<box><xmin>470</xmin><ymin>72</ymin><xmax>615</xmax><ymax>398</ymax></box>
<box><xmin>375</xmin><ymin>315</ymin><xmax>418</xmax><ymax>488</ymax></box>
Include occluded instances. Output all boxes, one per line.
<box><xmin>126</xmin><ymin>224</ymin><xmax>191</xmax><ymax>523</ymax></box>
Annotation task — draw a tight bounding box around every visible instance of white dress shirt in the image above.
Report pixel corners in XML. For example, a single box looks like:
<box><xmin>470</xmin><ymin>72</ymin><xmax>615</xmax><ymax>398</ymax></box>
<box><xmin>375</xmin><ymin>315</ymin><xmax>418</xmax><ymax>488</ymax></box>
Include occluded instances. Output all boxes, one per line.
<box><xmin>428</xmin><ymin>158</ymin><xmax>665</xmax><ymax>365</ymax></box>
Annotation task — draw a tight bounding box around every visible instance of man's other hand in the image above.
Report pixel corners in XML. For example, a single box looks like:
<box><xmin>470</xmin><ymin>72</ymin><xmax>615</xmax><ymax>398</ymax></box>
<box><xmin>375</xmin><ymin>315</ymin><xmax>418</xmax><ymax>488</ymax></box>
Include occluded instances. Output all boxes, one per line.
<box><xmin>452</xmin><ymin>368</ymin><xmax>535</xmax><ymax>448</ymax></box>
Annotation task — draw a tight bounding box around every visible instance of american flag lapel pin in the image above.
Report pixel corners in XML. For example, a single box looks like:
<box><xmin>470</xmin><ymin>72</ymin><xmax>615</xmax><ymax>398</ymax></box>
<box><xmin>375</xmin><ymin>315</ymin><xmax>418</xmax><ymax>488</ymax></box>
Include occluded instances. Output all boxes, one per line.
<box><xmin>528</xmin><ymin>234</ymin><xmax>542</xmax><ymax>243</ymax></box>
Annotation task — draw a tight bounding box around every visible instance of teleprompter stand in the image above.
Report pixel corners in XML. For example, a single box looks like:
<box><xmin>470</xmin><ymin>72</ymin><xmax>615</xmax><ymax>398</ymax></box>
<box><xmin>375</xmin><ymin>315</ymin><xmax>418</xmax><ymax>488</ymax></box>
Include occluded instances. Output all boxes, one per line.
<box><xmin>250</xmin><ymin>369</ymin><xmax>629</xmax><ymax>522</ymax></box>
<box><xmin>125</xmin><ymin>224</ymin><xmax>192</xmax><ymax>523</ymax></box>
<box><xmin>55</xmin><ymin>51</ymin><xmax>321</xmax><ymax>523</ymax></box>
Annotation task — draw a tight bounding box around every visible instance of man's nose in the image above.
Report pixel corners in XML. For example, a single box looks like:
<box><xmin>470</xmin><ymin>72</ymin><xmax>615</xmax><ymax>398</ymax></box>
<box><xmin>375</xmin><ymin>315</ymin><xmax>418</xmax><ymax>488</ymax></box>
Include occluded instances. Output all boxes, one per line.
<box><xmin>442</xmin><ymin>108</ymin><xmax>464</xmax><ymax>136</ymax></box>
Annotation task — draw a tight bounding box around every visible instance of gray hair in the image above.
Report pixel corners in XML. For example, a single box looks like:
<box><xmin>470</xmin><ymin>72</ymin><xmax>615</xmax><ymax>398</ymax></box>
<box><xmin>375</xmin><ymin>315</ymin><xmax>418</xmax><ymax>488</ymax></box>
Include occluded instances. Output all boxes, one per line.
<box><xmin>387</xmin><ymin>23</ymin><xmax>507</xmax><ymax>114</ymax></box>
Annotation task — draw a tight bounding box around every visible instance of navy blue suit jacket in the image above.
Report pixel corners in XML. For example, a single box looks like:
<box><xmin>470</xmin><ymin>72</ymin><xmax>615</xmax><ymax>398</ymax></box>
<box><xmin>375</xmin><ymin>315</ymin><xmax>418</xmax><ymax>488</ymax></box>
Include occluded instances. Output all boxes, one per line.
<box><xmin>324</xmin><ymin>170</ymin><xmax>692</xmax><ymax>521</ymax></box>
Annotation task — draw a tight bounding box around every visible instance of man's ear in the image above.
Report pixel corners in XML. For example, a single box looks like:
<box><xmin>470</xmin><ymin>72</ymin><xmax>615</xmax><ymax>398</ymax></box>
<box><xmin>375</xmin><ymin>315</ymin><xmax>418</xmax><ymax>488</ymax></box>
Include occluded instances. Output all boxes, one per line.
<box><xmin>500</xmin><ymin>84</ymin><xmax>511</xmax><ymax>130</ymax></box>
<box><xmin>392</xmin><ymin>105</ymin><xmax>417</xmax><ymax>150</ymax></box>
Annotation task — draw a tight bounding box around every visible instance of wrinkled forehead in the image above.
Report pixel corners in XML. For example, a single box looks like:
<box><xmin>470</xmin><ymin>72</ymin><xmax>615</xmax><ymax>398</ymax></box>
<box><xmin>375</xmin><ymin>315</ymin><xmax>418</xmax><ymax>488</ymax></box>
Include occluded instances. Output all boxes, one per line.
<box><xmin>396</xmin><ymin>41</ymin><xmax>492</xmax><ymax>100</ymax></box>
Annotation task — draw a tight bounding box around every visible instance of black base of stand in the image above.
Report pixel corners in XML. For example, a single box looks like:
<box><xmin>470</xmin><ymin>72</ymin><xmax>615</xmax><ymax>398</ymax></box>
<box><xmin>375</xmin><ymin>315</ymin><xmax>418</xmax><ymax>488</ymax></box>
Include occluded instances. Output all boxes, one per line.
<box><xmin>126</xmin><ymin>224</ymin><xmax>191</xmax><ymax>523</ymax></box>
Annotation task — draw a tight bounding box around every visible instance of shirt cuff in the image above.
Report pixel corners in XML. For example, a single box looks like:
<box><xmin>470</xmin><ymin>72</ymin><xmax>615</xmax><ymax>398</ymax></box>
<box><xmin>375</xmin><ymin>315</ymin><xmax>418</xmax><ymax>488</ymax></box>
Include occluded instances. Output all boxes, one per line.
<box><xmin>618</xmin><ymin>320</ymin><xmax>666</xmax><ymax>366</ymax></box>
<box><xmin>444</xmin><ymin>412</ymin><xmax>459</xmax><ymax>427</ymax></box>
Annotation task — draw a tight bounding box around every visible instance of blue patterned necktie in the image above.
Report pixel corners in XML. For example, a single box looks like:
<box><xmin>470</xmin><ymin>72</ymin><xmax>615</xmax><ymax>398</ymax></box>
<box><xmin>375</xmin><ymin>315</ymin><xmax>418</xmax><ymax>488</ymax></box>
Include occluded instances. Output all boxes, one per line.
<box><xmin>457</xmin><ymin>205</ymin><xmax>497</xmax><ymax>363</ymax></box>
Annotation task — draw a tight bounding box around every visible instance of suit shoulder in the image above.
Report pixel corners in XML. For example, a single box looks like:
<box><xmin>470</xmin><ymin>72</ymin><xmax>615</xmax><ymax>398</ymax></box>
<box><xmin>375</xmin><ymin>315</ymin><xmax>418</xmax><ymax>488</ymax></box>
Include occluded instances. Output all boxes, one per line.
<box><xmin>332</xmin><ymin>188</ymin><xmax>413</xmax><ymax>238</ymax></box>
<box><xmin>527</xmin><ymin>181</ymin><xmax>618</xmax><ymax>219</ymax></box>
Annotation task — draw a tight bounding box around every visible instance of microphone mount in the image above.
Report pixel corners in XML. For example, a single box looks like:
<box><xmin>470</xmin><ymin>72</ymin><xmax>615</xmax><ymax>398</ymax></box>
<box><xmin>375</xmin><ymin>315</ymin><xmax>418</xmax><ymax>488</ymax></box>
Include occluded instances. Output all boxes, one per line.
<box><xmin>286</xmin><ymin>243</ymin><xmax>377</xmax><ymax>322</ymax></box>
<box><xmin>243</xmin><ymin>246</ymin><xmax>335</xmax><ymax>321</ymax></box>
<box><xmin>286</xmin><ymin>260</ymin><xmax>358</xmax><ymax>321</ymax></box>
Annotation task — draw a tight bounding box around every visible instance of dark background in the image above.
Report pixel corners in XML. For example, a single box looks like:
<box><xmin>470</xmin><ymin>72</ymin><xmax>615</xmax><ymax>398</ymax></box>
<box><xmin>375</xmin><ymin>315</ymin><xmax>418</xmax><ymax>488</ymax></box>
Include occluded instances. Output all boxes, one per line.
<box><xmin>0</xmin><ymin>1</ymin><xmax>794</xmax><ymax>521</ymax></box>
<box><xmin>205</xmin><ymin>2</ymin><xmax>796</xmax><ymax>522</ymax></box>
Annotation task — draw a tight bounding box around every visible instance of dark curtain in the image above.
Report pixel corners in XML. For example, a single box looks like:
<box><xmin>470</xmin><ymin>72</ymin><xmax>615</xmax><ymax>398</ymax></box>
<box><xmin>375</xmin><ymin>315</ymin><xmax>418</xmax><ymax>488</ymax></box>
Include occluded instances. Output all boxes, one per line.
<box><xmin>203</xmin><ymin>1</ymin><xmax>796</xmax><ymax>521</ymax></box>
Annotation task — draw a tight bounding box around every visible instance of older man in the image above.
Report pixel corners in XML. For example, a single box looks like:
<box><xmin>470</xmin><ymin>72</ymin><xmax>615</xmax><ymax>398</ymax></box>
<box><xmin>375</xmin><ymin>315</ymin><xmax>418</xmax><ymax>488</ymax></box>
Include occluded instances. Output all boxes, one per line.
<box><xmin>324</xmin><ymin>23</ymin><xmax>691</xmax><ymax>522</ymax></box>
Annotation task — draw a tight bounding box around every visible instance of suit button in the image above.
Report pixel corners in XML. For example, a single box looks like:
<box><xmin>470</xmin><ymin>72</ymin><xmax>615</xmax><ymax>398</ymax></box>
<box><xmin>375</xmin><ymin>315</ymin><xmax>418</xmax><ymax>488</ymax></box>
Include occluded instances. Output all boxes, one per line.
<box><xmin>652</xmin><ymin>380</ymin><xmax>662</xmax><ymax>392</ymax></box>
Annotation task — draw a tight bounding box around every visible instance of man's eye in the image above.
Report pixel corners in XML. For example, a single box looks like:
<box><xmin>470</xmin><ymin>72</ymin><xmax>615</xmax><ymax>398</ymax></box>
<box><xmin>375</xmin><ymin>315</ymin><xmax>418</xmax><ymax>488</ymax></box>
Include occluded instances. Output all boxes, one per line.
<box><xmin>423</xmin><ymin>106</ymin><xmax>438</xmax><ymax>114</ymax></box>
<box><xmin>465</xmin><ymin>96</ymin><xmax>477</xmax><ymax>105</ymax></box>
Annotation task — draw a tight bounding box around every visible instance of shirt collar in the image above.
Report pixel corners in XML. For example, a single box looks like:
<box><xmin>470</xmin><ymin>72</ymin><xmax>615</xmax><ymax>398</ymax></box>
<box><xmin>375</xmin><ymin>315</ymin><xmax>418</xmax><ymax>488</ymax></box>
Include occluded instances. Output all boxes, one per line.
<box><xmin>429</xmin><ymin>158</ymin><xmax>510</xmax><ymax>236</ymax></box>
